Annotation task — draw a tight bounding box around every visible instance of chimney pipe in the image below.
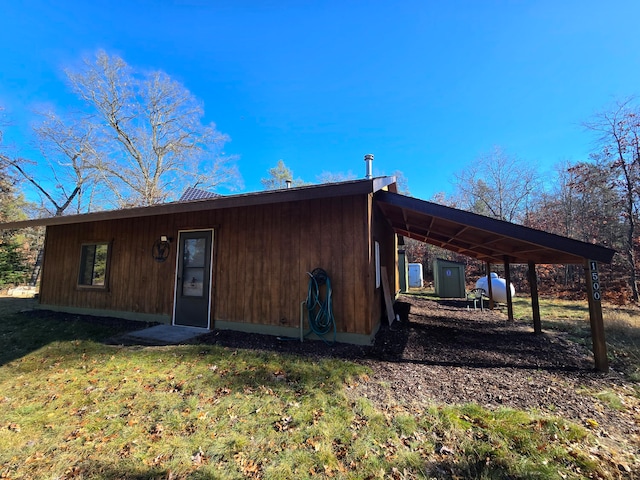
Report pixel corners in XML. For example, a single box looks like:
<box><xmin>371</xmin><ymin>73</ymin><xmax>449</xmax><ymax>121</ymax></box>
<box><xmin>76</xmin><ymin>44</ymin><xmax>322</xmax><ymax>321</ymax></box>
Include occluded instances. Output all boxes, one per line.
<box><xmin>364</xmin><ymin>154</ymin><xmax>374</xmax><ymax>179</ymax></box>
<box><xmin>285</xmin><ymin>179</ymin><xmax>292</xmax><ymax>189</ymax></box>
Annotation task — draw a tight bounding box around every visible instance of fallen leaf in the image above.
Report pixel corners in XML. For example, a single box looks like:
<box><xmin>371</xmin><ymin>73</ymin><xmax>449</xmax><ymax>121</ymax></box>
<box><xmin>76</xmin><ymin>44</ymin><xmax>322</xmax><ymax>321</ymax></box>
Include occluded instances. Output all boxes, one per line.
<box><xmin>585</xmin><ymin>418</ymin><xmax>599</xmax><ymax>429</ymax></box>
<box><xmin>192</xmin><ymin>447</ymin><xmax>206</xmax><ymax>465</ymax></box>
<box><xmin>438</xmin><ymin>445</ymin><xmax>455</xmax><ymax>455</ymax></box>
<box><xmin>618</xmin><ymin>463</ymin><xmax>632</xmax><ymax>473</ymax></box>
<box><xmin>7</xmin><ymin>423</ymin><xmax>21</xmax><ymax>432</ymax></box>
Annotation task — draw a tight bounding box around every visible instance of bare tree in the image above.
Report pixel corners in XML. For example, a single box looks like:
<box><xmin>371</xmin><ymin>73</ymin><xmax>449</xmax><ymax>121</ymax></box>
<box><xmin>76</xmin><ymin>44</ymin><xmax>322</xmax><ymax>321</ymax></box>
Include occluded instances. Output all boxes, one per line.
<box><xmin>585</xmin><ymin>98</ymin><xmax>640</xmax><ymax>302</ymax></box>
<box><xmin>63</xmin><ymin>50</ymin><xmax>241</xmax><ymax>207</ymax></box>
<box><xmin>33</xmin><ymin>111</ymin><xmax>102</xmax><ymax>214</ymax></box>
<box><xmin>453</xmin><ymin>146</ymin><xmax>540</xmax><ymax>223</ymax></box>
<box><xmin>526</xmin><ymin>161</ymin><xmax>586</xmax><ymax>239</ymax></box>
<box><xmin>316</xmin><ymin>169</ymin><xmax>409</xmax><ymax>195</ymax></box>
<box><xmin>316</xmin><ymin>170</ymin><xmax>357</xmax><ymax>184</ymax></box>
<box><xmin>526</xmin><ymin>160</ymin><xmax>622</xmax><ymax>290</ymax></box>
<box><xmin>390</xmin><ymin>170</ymin><xmax>410</xmax><ymax>195</ymax></box>
<box><xmin>9</xmin><ymin>110</ymin><xmax>109</xmax><ymax>215</ymax></box>
<box><xmin>0</xmin><ymin>107</ymin><xmax>90</xmax><ymax>215</ymax></box>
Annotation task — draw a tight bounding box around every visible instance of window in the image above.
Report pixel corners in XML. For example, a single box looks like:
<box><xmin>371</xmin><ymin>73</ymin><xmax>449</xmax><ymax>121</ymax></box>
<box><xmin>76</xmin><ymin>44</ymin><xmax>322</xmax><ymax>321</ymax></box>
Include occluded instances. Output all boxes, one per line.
<box><xmin>78</xmin><ymin>243</ymin><xmax>110</xmax><ymax>287</ymax></box>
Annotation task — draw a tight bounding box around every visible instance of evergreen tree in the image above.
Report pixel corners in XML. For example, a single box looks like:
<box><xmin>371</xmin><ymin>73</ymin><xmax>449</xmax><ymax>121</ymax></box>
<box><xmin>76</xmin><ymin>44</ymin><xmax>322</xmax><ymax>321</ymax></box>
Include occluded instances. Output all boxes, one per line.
<box><xmin>260</xmin><ymin>160</ymin><xmax>306</xmax><ymax>190</ymax></box>
<box><xmin>0</xmin><ymin>131</ymin><xmax>33</xmax><ymax>286</ymax></box>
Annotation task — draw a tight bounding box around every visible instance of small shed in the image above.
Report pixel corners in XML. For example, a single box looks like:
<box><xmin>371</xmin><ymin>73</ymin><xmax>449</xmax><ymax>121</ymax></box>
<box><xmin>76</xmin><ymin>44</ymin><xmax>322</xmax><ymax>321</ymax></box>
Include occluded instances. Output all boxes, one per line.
<box><xmin>433</xmin><ymin>258</ymin><xmax>466</xmax><ymax>298</ymax></box>
<box><xmin>398</xmin><ymin>241</ymin><xmax>408</xmax><ymax>292</ymax></box>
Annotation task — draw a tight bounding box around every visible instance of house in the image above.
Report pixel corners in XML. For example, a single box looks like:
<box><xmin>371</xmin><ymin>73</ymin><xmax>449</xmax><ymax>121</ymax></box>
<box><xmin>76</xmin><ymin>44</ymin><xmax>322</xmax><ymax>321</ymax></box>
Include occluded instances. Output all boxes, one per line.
<box><xmin>1</xmin><ymin>176</ymin><xmax>399</xmax><ymax>345</ymax></box>
<box><xmin>0</xmin><ymin>169</ymin><xmax>616</xmax><ymax>370</ymax></box>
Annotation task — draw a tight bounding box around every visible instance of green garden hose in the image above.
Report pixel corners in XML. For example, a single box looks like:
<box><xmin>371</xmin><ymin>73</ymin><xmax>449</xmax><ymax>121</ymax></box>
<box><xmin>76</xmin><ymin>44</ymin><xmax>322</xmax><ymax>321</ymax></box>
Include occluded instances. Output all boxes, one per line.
<box><xmin>305</xmin><ymin>268</ymin><xmax>336</xmax><ymax>345</ymax></box>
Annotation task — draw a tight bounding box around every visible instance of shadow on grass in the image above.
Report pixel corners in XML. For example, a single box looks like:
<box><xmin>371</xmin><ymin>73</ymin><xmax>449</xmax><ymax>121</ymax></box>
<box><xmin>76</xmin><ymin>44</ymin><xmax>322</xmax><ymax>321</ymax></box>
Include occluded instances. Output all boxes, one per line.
<box><xmin>31</xmin><ymin>463</ymin><xmax>171</xmax><ymax>480</ymax></box>
<box><xmin>0</xmin><ymin>296</ymin><xmax>38</xmax><ymax>315</ymax></box>
<box><xmin>17</xmin><ymin>458</ymin><xmax>482</xmax><ymax>480</ymax></box>
<box><xmin>0</xmin><ymin>295</ymin><xmax>597</xmax><ymax>373</ymax></box>
<box><xmin>0</xmin><ymin>299</ymin><xmax>157</xmax><ymax>366</ymax></box>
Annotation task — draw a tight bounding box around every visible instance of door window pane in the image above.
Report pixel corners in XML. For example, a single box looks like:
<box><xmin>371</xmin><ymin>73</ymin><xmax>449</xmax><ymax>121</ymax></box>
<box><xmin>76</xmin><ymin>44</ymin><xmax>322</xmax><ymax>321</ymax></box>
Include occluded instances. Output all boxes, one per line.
<box><xmin>182</xmin><ymin>267</ymin><xmax>204</xmax><ymax>297</ymax></box>
<box><xmin>184</xmin><ymin>238</ymin><xmax>206</xmax><ymax>267</ymax></box>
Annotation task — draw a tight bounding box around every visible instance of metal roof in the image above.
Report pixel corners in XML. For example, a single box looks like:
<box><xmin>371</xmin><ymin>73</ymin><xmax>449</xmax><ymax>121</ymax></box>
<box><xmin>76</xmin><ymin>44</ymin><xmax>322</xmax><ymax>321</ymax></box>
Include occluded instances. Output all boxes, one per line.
<box><xmin>375</xmin><ymin>190</ymin><xmax>616</xmax><ymax>265</ymax></box>
<box><xmin>178</xmin><ymin>187</ymin><xmax>220</xmax><ymax>202</ymax></box>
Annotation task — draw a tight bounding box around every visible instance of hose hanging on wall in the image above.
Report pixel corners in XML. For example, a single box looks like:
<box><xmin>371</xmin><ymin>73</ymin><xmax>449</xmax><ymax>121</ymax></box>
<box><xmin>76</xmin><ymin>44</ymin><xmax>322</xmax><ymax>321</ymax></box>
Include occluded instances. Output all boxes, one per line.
<box><xmin>305</xmin><ymin>268</ymin><xmax>336</xmax><ymax>345</ymax></box>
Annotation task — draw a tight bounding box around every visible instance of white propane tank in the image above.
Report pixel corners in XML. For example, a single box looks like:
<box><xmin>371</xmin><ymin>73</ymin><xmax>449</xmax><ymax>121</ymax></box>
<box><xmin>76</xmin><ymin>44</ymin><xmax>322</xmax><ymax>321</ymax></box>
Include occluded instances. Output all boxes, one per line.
<box><xmin>475</xmin><ymin>272</ymin><xmax>515</xmax><ymax>303</ymax></box>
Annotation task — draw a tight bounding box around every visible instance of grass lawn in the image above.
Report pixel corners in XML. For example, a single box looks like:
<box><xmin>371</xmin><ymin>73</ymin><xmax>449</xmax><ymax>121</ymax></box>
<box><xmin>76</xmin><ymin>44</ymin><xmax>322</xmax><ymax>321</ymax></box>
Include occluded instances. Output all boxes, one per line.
<box><xmin>0</xmin><ymin>296</ymin><xmax>637</xmax><ymax>479</ymax></box>
<box><xmin>511</xmin><ymin>296</ymin><xmax>640</xmax><ymax>380</ymax></box>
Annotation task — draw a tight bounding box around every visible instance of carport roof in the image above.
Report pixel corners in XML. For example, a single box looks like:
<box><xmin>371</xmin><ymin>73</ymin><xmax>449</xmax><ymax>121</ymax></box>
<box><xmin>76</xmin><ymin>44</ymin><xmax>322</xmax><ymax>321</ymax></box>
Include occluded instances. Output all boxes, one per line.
<box><xmin>375</xmin><ymin>190</ymin><xmax>616</xmax><ymax>265</ymax></box>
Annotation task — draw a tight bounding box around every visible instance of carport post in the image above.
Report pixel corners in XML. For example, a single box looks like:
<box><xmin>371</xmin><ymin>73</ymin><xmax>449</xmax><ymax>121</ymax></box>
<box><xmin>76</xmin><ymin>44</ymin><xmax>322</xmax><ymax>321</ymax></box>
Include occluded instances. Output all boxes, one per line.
<box><xmin>485</xmin><ymin>261</ymin><xmax>495</xmax><ymax>309</ymax></box>
<box><xmin>528</xmin><ymin>262</ymin><xmax>542</xmax><ymax>334</ymax></box>
<box><xmin>585</xmin><ymin>259</ymin><xmax>609</xmax><ymax>372</ymax></box>
<box><xmin>503</xmin><ymin>256</ymin><xmax>514</xmax><ymax>321</ymax></box>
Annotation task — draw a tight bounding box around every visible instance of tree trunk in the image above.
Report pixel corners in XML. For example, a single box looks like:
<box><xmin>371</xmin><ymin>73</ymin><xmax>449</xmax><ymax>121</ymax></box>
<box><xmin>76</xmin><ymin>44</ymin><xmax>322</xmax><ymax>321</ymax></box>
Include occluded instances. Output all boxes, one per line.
<box><xmin>625</xmin><ymin>219</ymin><xmax>639</xmax><ymax>302</ymax></box>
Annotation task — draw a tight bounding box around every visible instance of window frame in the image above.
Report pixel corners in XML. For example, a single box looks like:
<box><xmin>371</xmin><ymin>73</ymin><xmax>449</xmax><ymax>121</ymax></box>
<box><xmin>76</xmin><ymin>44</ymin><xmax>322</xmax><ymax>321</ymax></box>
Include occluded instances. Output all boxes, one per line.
<box><xmin>77</xmin><ymin>241</ymin><xmax>111</xmax><ymax>290</ymax></box>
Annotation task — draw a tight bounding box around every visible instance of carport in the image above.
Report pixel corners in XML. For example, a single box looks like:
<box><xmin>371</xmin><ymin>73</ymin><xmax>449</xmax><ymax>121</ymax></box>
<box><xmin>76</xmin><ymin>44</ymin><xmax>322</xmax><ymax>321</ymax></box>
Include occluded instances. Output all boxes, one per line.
<box><xmin>375</xmin><ymin>190</ymin><xmax>617</xmax><ymax>372</ymax></box>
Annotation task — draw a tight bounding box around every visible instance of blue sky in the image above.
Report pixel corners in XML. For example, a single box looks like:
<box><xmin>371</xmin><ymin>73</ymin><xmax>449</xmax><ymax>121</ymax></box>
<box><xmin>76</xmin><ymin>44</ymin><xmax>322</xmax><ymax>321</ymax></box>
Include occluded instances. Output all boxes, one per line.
<box><xmin>1</xmin><ymin>0</ymin><xmax>639</xmax><ymax>201</ymax></box>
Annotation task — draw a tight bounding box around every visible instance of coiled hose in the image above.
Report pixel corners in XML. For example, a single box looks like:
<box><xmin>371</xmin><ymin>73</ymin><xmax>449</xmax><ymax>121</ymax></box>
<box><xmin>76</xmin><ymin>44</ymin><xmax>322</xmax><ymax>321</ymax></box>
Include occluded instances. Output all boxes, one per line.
<box><xmin>305</xmin><ymin>268</ymin><xmax>336</xmax><ymax>345</ymax></box>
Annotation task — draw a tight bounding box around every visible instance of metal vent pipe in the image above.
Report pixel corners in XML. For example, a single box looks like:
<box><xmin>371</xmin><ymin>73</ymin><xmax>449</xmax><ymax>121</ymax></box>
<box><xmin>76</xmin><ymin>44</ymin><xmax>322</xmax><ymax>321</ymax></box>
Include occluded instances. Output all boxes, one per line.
<box><xmin>364</xmin><ymin>154</ymin><xmax>374</xmax><ymax>179</ymax></box>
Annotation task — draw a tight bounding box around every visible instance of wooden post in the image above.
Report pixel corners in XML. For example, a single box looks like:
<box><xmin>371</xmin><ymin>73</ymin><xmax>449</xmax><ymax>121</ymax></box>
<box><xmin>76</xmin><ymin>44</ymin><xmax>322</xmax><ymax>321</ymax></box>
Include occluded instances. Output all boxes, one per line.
<box><xmin>528</xmin><ymin>262</ymin><xmax>542</xmax><ymax>334</ymax></box>
<box><xmin>585</xmin><ymin>260</ymin><xmax>609</xmax><ymax>372</ymax></box>
<box><xmin>503</xmin><ymin>256</ymin><xmax>514</xmax><ymax>321</ymax></box>
<box><xmin>485</xmin><ymin>261</ymin><xmax>495</xmax><ymax>310</ymax></box>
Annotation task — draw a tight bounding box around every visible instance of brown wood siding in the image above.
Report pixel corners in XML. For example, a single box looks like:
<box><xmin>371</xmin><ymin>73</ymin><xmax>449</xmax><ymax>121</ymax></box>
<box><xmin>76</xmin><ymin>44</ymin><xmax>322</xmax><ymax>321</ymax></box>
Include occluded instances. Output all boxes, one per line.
<box><xmin>40</xmin><ymin>217</ymin><xmax>175</xmax><ymax>315</ymax></box>
<box><xmin>39</xmin><ymin>194</ymin><xmax>377</xmax><ymax>335</ymax></box>
<box><xmin>339</xmin><ymin>196</ymin><xmax>356</xmax><ymax>333</ymax></box>
<box><xmin>366</xmin><ymin>194</ymin><xmax>379</xmax><ymax>330</ymax></box>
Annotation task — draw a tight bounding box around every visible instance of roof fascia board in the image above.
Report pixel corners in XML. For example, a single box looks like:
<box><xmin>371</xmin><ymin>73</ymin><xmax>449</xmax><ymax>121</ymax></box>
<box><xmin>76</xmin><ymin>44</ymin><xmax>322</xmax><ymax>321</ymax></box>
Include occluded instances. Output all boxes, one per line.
<box><xmin>373</xmin><ymin>176</ymin><xmax>396</xmax><ymax>193</ymax></box>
